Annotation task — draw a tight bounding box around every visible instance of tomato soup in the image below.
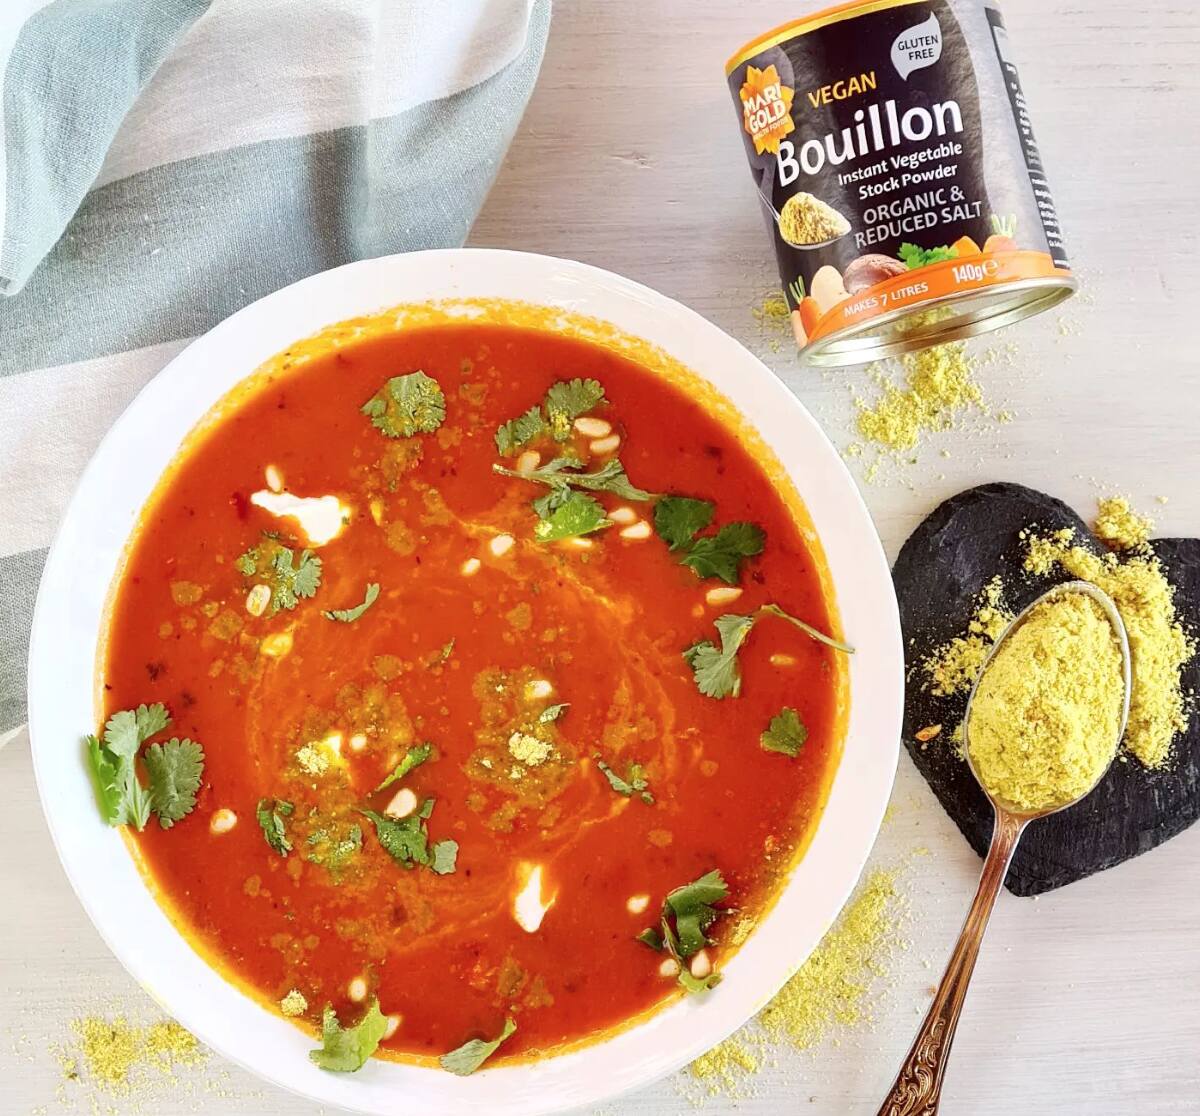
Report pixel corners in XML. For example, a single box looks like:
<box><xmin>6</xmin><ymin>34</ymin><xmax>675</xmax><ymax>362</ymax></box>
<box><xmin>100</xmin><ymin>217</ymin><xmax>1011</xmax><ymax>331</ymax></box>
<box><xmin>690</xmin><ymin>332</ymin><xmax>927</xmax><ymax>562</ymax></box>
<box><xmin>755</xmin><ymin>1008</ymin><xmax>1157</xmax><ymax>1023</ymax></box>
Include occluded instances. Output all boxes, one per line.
<box><xmin>96</xmin><ymin>316</ymin><xmax>847</xmax><ymax>1070</ymax></box>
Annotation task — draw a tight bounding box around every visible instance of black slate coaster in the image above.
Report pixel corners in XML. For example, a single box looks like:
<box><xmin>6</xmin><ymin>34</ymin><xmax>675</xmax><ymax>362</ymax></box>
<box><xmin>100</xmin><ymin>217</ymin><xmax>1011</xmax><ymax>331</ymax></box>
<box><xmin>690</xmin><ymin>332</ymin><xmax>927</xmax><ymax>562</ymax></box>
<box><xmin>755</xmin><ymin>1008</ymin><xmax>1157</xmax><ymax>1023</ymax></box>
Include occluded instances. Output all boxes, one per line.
<box><xmin>892</xmin><ymin>482</ymin><xmax>1200</xmax><ymax>896</ymax></box>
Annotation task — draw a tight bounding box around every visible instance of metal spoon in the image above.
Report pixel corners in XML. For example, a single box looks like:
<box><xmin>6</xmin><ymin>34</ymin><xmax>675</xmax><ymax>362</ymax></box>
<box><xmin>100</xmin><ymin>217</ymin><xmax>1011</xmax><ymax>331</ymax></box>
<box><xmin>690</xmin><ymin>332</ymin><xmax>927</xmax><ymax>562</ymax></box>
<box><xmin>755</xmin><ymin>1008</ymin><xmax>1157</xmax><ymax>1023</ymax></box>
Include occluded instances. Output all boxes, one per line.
<box><xmin>876</xmin><ymin>580</ymin><xmax>1131</xmax><ymax>1116</ymax></box>
<box><xmin>754</xmin><ymin>184</ymin><xmax>849</xmax><ymax>250</ymax></box>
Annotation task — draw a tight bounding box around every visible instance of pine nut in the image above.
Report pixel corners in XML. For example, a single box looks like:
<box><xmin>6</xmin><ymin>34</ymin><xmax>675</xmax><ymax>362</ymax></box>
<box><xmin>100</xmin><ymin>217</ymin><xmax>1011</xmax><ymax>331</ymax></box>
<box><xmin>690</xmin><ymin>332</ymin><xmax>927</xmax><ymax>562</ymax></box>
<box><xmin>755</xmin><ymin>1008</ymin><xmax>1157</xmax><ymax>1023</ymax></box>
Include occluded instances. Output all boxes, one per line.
<box><xmin>706</xmin><ymin>586</ymin><xmax>744</xmax><ymax>607</ymax></box>
<box><xmin>383</xmin><ymin>1015</ymin><xmax>402</xmax><ymax>1040</ymax></box>
<box><xmin>349</xmin><ymin>733</ymin><xmax>368</xmax><ymax>752</ymax></box>
<box><xmin>525</xmin><ymin>679</ymin><xmax>554</xmax><ymax>701</ymax></box>
<box><xmin>384</xmin><ymin>787</ymin><xmax>418</xmax><ymax>819</ymax></box>
<box><xmin>261</xmin><ymin>631</ymin><xmax>293</xmax><ymax>658</ymax></box>
<box><xmin>626</xmin><ymin>894</ymin><xmax>650</xmax><ymax>915</ymax></box>
<box><xmin>609</xmin><ymin>506</ymin><xmax>637</xmax><ymax>525</ymax></box>
<box><xmin>689</xmin><ymin>950</ymin><xmax>712</xmax><ymax>979</ymax></box>
<box><xmin>573</xmin><ymin>417</ymin><xmax>612</xmax><ymax>438</ymax></box>
<box><xmin>489</xmin><ymin>534</ymin><xmax>515</xmax><ymax>557</ymax></box>
<box><xmin>658</xmin><ymin>957</ymin><xmax>680</xmax><ymax>978</ymax></box>
<box><xmin>245</xmin><ymin>583</ymin><xmax>271</xmax><ymax>616</ymax></box>
<box><xmin>619</xmin><ymin>520</ymin><xmax>651</xmax><ymax>540</ymax></box>
<box><xmin>348</xmin><ymin>977</ymin><xmax>368</xmax><ymax>1003</ymax></box>
<box><xmin>769</xmin><ymin>653</ymin><xmax>797</xmax><ymax>667</ymax></box>
<box><xmin>210</xmin><ymin>809</ymin><xmax>237</xmax><ymax>835</ymax></box>
<box><xmin>265</xmin><ymin>464</ymin><xmax>284</xmax><ymax>493</ymax></box>
<box><xmin>516</xmin><ymin>450</ymin><xmax>541</xmax><ymax>474</ymax></box>
<box><xmin>461</xmin><ymin>557</ymin><xmax>481</xmax><ymax>576</ymax></box>
<box><xmin>589</xmin><ymin>434</ymin><xmax>621</xmax><ymax>455</ymax></box>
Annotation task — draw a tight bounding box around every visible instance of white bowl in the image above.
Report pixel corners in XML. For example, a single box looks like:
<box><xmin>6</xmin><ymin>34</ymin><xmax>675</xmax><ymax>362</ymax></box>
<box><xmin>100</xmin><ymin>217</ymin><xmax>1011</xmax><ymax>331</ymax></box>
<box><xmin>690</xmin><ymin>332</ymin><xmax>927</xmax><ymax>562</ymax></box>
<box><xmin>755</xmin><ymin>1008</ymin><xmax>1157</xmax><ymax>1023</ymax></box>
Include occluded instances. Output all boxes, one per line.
<box><xmin>27</xmin><ymin>249</ymin><xmax>902</xmax><ymax>1115</ymax></box>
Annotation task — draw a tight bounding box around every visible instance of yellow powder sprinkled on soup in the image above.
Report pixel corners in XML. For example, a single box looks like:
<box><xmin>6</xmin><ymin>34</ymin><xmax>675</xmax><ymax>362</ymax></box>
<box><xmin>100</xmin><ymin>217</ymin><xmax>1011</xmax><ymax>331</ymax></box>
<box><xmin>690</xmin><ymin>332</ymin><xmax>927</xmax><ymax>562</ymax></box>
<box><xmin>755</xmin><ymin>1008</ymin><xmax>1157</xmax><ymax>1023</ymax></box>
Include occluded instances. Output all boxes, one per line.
<box><xmin>854</xmin><ymin>342</ymin><xmax>983</xmax><ymax>453</ymax></box>
<box><xmin>1024</xmin><ymin>527</ymin><xmax>1193</xmax><ymax>769</ymax></box>
<box><xmin>966</xmin><ymin>592</ymin><xmax>1123</xmax><ymax>812</ymax></box>
<box><xmin>777</xmin><ymin>192</ymin><xmax>850</xmax><ymax>246</ymax></box>
<box><xmin>1094</xmin><ymin>495</ymin><xmax>1154</xmax><ymax>551</ymax></box>
<box><xmin>922</xmin><ymin>576</ymin><xmax>1012</xmax><ymax>698</ymax></box>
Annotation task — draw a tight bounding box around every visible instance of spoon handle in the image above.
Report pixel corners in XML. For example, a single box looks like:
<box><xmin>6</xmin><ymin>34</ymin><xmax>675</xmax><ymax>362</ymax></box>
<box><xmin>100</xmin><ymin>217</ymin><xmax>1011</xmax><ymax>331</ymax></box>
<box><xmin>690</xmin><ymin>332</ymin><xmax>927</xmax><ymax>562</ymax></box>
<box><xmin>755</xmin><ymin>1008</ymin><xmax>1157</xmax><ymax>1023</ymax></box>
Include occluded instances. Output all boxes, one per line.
<box><xmin>875</xmin><ymin>809</ymin><xmax>1027</xmax><ymax>1116</ymax></box>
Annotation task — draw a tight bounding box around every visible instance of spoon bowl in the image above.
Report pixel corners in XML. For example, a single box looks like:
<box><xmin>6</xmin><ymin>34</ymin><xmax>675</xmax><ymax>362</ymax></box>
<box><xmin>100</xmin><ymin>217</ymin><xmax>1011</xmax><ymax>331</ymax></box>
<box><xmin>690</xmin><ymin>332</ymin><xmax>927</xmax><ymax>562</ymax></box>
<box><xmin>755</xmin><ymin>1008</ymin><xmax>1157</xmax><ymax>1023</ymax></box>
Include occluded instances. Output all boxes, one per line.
<box><xmin>755</xmin><ymin>186</ymin><xmax>850</xmax><ymax>251</ymax></box>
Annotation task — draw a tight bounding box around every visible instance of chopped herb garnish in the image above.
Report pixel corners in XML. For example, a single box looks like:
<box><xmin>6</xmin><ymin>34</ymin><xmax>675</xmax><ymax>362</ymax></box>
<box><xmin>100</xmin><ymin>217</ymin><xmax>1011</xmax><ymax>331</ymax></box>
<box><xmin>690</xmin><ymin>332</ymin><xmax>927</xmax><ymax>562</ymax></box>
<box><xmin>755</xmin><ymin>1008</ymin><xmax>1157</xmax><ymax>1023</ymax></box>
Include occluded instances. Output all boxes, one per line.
<box><xmin>360</xmin><ymin>796</ymin><xmax>455</xmax><ymax>875</ymax></box>
<box><xmin>375</xmin><ymin>742</ymin><xmax>433</xmax><ymax>791</ymax></box>
<box><xmin>538</xmin><ymin>703</ymin><xmax>569</xmax><ymax>724</ymax></box>
<box><xmin>429</xmin><ymin>839</ymin><xmax>459</xmax><ymax>876</ymax></box>
<box><xmin>439</xmin><ymin>1017</ymin><xmax>516</xmax><ymax>1076</ymax></box>
<box><xmin>544</xmin><ymin>378</ymin><xmax>605</xmax><ymax>439</ymax></box>
<box><xmin>637</xmin><ymin>870</ymin><xmax>729</xmax><ymax>994</ymax></box>
<box><xmin>683</xmin><ymin>613</ymin><xmax>756</xmax><ymax>699</ymax></box>
<box><xmin>495</xmin><ymin>405</ymin><xmax>547</xmax><ymax>456</ymax></box>
<box><xmin>143</xmin><ymin>738</ymin><xmax>205</xmax><ymax>828</ymax></box>
<box><xmin>236</xmin><ymin>542</ymin><xmax>323</xmax><ymax>613</ymax></box>
<box><xmin>84</xmin><ymin>704</ymin><xmax>203</xmax><ymax>831</ymax></box>
<box><xmin>684</xmin><ymin>605</ymin><xmax>853</xmax><ymax>699</ymax></box>
<box><xmin>322</xmin><ymin>582</ymin><xmax>379</xmax><ymax>623</ymax></box>
<box><xmin>496</xmin><ymin>457</ymin><xmax>656</xmax><ymax>510</ymax></box>
<box><xmin>309</xmin><ymin>999</ymin><xmax>389</xmax><ymax>1073</ymax></box>
<box><xmin>533</xmin><ymin>491</ymin><xmax>612</xmax><ymax>542</ymax></box>
<box><xmin>361</xmin><ymin>370</ymin><xmax>446</xmax><ymax>438</ymax></box>
<box><xmin>493</xmin><ymin>378</ymin><xmax>607</xmax><ymax>455</ymax></box>
<box><xmin>256</xmin><ymin>797</ymin><xmax>295</xmax><ymax>855</ymax></box>
<box><xmin>595</xmin><ymin>756</ymin><xmax>653</xmax><ymax>804</ymax></box>
<box><xmin>680</xmin><ymin>522</ymin><xmax>765</xmax><ymax>584</ymax></box>
<box><xmin>761</xmin><ymin>707</ymin><xmax>808</xmax><ymax>757</ymax></box>
<box><xmin>653</xmin><ymin>496</ymin><xmax>715</xmax><ymax>551</ymax></box>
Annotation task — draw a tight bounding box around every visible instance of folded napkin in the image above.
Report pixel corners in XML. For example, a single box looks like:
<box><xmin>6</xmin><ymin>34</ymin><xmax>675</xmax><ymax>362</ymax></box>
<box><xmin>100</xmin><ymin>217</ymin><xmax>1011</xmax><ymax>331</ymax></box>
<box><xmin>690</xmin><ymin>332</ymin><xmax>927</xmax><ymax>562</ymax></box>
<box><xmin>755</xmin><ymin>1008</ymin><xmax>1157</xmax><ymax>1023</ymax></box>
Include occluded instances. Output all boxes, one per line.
<box><xmin>0</xmin><ymin>0</ymin><xmax>551</xmax><ymax>745</ymax></box>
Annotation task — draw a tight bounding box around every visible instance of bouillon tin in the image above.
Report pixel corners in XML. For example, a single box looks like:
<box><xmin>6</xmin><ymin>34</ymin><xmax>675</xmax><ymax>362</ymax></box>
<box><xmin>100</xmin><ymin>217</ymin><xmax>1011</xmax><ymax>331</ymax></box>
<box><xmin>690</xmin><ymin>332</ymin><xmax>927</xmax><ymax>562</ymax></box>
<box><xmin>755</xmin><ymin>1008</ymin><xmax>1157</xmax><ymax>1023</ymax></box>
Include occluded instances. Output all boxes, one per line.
<box><xmin>726</xmin><ymin>0</ymin><xmax>1075</xmax><ymax>366</ymax></box>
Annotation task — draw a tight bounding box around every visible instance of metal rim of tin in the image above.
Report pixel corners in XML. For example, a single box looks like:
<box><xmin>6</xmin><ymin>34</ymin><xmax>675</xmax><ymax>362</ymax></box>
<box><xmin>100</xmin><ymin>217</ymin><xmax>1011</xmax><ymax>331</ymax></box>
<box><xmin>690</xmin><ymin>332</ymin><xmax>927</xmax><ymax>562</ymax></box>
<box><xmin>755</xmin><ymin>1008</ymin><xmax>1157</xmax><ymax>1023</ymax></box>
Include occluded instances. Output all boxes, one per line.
<box><xmin>800</xmin><ymin>275</ymin><xmax>1078</xmax><ymax>368</ymax></box>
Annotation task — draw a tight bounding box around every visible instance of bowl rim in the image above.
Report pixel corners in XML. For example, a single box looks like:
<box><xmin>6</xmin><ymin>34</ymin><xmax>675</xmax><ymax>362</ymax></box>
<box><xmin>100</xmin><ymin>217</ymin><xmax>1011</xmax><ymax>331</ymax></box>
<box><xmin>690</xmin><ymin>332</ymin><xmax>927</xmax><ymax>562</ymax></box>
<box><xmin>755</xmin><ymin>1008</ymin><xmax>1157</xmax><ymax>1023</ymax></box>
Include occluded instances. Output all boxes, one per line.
<box><xmin>27</xmin><ymin>248</ymin><xmax>902</xmax><ymax>1116</ymax></box>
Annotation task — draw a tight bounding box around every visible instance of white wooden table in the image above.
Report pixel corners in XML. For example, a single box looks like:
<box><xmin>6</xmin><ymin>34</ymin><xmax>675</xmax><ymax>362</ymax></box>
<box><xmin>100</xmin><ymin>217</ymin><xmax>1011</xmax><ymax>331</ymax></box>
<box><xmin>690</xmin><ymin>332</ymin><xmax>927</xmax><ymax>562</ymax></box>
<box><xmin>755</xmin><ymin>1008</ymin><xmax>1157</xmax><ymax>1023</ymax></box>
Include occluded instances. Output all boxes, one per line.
<box><xmin>3</xmin><ymin>1</ymin><xmax>1198</xmax><ymax>1113</ymax></box>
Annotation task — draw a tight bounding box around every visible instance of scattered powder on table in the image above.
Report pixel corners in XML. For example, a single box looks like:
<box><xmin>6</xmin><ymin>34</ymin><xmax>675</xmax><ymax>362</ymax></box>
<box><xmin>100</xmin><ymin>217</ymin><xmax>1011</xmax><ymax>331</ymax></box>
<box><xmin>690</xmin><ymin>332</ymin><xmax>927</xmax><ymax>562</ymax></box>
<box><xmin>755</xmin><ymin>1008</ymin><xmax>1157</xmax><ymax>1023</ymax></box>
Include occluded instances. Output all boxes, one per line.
<box><xmin>966</xmin><ymin>591</ymin><xmax>1124</xmax><ymax>812</ymax></box>
<box><xmin>687</xmin><ymin>867</ymin><xmax>907</xmax><ymax>1100</ymax></box>
<box><xmin>1093</xmin><ymin>495</ymin><xmax>1153</xmax><ymax>551</ymax></box>
<box><xmin>922</xmin><ymin>576</ymin><xmax>1012</xmax><ymax>699</ymax></box>
<box><xmin>1023</xmin><ymin>524</ymin><xmax>1193</xmax><ymax>769</ymax></box>
<box><xmin>57</xmin><ymin>1014</ymin><xmax>206</xmax><ymax>1095</ymax></box>
<box><xmin>751</xmin><ymin>290</ymin><xmax>793</xmax><ymax>353</ymax></box>
<box><xmin>854</xmin><ymin>342</ymin><xmax>984</xmax><ymax>453</ymax></box>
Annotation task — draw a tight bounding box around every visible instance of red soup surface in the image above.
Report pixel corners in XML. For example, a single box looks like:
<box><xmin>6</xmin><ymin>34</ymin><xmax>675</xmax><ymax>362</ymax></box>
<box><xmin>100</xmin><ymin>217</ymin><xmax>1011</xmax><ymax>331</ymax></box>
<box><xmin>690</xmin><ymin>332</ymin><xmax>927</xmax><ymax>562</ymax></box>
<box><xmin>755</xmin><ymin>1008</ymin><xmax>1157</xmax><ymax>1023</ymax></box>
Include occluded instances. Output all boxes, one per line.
<box><xmin>100</xmin><ymin>320</ymin><xmax>845</xmax><ymax>1066</ymax></box>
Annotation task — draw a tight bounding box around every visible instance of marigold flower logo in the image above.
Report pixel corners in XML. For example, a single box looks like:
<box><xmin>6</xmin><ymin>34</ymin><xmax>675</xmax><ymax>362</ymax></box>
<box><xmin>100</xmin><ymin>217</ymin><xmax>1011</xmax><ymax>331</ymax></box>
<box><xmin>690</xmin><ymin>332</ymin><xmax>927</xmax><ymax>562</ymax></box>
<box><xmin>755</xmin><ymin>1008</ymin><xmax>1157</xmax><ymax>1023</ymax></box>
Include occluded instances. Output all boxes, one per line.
<box><xmin>739</xmin><ymin>64</ymin><xmax>795</xmax><ymax>155</ymax></box>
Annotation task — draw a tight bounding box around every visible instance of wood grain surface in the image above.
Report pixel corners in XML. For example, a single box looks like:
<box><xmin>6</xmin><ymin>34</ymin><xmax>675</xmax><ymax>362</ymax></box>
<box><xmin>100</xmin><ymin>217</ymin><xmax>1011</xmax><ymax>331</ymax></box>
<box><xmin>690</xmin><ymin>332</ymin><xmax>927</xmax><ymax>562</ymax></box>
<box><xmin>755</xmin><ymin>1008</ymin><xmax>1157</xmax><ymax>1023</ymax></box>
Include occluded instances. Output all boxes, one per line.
<box><xmin>3</xmin><ymin>2</ymin><xmax>1198</xmax><ymax>1114</ymax></box>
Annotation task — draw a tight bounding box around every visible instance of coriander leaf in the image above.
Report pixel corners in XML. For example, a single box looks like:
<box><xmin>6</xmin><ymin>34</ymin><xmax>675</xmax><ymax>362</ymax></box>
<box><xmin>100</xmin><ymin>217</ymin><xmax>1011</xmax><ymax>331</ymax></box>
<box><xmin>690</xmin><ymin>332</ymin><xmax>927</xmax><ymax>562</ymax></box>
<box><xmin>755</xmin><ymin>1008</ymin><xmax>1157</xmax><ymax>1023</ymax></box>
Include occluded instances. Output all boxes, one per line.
<box><xmin>270</xmin><ymin>547</ymin><xmax>323</xmax><ymax>612</ymax></box>
<box><xmin>654</xmin><ymin>496</ymin><xmax>714</xmax><ymax>551</ymax></box>
<box><xmin>439</xmin><ymin>1017</ymin><xmax>516</xmax><ymax>1076</ymax></box>
<box><xmin>234</xmin><ymin>548</ymin><xmax>258</xmax><ymax>576</ymax></box>
<box><xmin>322</xmin><ymin>582</ymin><xmax>380</xmax><ymax>623</ymax></box>
<box><xmin>123</xmin><ymin>776</ymin><xmax>153</xmax><ymax>832</ymax></box>
<box><xmin>359</xmin><ymin>808</ymin><xmax>428</xmax><ymax>868</ymax></box>
<box><xmin>495</xmin><ymin>405</ymin><xmax>547</xmax><ymax>456</ymax></box>
<box><xmin>544</xmin><ymin>378</ymin><xmax>606</xmax><ymax>439</ymax></box>
<box><xmin>538</xmin><ymin>703</ymin><xmax>569</xmax><ymax>724</ymax></box>
<box><xmin>595</xmin><ymin>756</ymin><xmax>654</xmax><ymax>804</ymax></box>
<box><xmin>103</xmin><ymin>703</ymin><xmax>171</xmax><ymax>761</ymax></box>
<box><xmin>375</xmin><ymin>742</ymin><xmax>433</xmax><ymax>791</ymax></box>
<box><xmin>758</xmin><ymin>602</ymin><xmax>854</xmax><ymax>655</ymax></box>
<box><xmin>361</xmin><ymin>370</ymin><xmax>446</xmax><ymax>438</ymax></box>
<box><xmin>666</xmin><ymin>869</ymin><xmax>729</xmax><ymax>959</ymax></box>
<box><xmin>534</xmin><ymin>492</ymin><xmax>612</xmax><ymax>542</ymax></box>
<box><xmin>683</xmin><ymin>613</ymin><xmax>756</xmax><ymax>699</ymax></box>
<box><xmin>636</xmin><ymin>927</ymin><xmax>664</xmax><ymax>951</ymax></box>
<box><xmin>429</xmin><ymin>839</ymin><xmax>459</xmax><ymax>875</ymax></box>
<box><xmin>256</xmin><ymin>797</ymin><xmax>295</xmax><ymax>855</ymax></box>
<box><xmin>761</xmin><ymin>707</ymin><xmax>808</xmax><ymax>757</ymax></box>
<box><xmin>309</xmin><ymin>999</ymin><xmax>389</xmax><ymax>1073</ymax></box>
<box><xmin>680</xmin><ymin>522</ymin><xmax>765</xmax><ymax>584</ymax></box>
<box><xmin>678</xmin><ymin>968</ymin><xmax>723</xmax><ymax>994</ymax></box>
<box><xmin>494</xmin><ymin>457</ymin><xmax>656</xmax><ymax>503</ymax></box>
<box><xmin>144</xmin><ymin>738</ymin><xmax>205</xmax><ymax>827</ymax></box>
<box><xmin>84</xmin><ymin>735</ymin><xmax>125</xmax><ymax>825</ymax></box>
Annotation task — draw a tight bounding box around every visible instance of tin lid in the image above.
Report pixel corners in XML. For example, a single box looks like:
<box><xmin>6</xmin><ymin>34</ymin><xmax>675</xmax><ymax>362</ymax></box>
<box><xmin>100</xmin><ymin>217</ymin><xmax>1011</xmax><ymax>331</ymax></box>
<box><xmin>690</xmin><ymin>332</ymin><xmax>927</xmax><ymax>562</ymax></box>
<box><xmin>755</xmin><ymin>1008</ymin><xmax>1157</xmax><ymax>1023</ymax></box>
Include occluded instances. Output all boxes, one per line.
<box><xmin>801</xmin><ymin>277</ymin><xmax>1078</xmax><ymax>368</ymax></box>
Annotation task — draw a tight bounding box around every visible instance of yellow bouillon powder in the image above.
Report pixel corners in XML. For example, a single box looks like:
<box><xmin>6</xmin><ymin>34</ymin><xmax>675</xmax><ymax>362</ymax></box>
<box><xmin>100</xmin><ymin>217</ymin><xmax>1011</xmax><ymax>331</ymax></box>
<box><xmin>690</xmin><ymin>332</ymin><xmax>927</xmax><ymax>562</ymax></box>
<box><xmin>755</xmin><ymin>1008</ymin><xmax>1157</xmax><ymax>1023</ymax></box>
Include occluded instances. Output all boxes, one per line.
<box><xmin>63</xmin><ymin>1015</ymin><xmax>205</xmax><ymax>1092</ymax></box>
<box><xmin>966</xmin><ymin>593</ymin><xmax>1124</xmax><ymax>812</ymax></box>
<box><xmin>1094</xmin><ymin>495</ymin><xmax>1154</xmax><ymax>551</ymax></box>
<box><xmin>923</xmin><ymin>576</ymin><xmax>1012</xmax><ymax>698</ymax></box>
<box><xmin>854</xmin><ymin>342</ymin><xmax>983</xmax><ymax>453</ymax></box>
<box><xmin>1025</xmin><ymin>527</ymin><xmax>1193</xmax><ymax>769</ymax></box>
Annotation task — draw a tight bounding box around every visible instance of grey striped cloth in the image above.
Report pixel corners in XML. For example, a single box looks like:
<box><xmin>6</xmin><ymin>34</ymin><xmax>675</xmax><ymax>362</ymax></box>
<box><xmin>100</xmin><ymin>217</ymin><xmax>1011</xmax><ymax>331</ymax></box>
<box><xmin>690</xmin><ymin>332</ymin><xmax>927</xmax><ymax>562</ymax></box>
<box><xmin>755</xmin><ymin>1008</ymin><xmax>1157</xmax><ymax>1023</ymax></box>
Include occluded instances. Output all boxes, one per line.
<box><xmin>0</xmin><ymin>0</ymin><xmax>551</xmax><ymax>746</ymax></box>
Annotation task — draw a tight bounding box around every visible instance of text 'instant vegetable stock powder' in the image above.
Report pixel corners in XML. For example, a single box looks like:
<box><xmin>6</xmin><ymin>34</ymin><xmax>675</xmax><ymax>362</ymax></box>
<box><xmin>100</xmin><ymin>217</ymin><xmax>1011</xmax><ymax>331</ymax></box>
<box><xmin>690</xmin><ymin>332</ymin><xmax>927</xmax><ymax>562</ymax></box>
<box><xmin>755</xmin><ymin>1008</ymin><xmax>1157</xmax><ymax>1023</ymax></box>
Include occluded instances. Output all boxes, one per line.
<box><xmin>726</xmin><ymin>0</ymin><xmax>1075</xmax><ymax>366</ymax></box>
